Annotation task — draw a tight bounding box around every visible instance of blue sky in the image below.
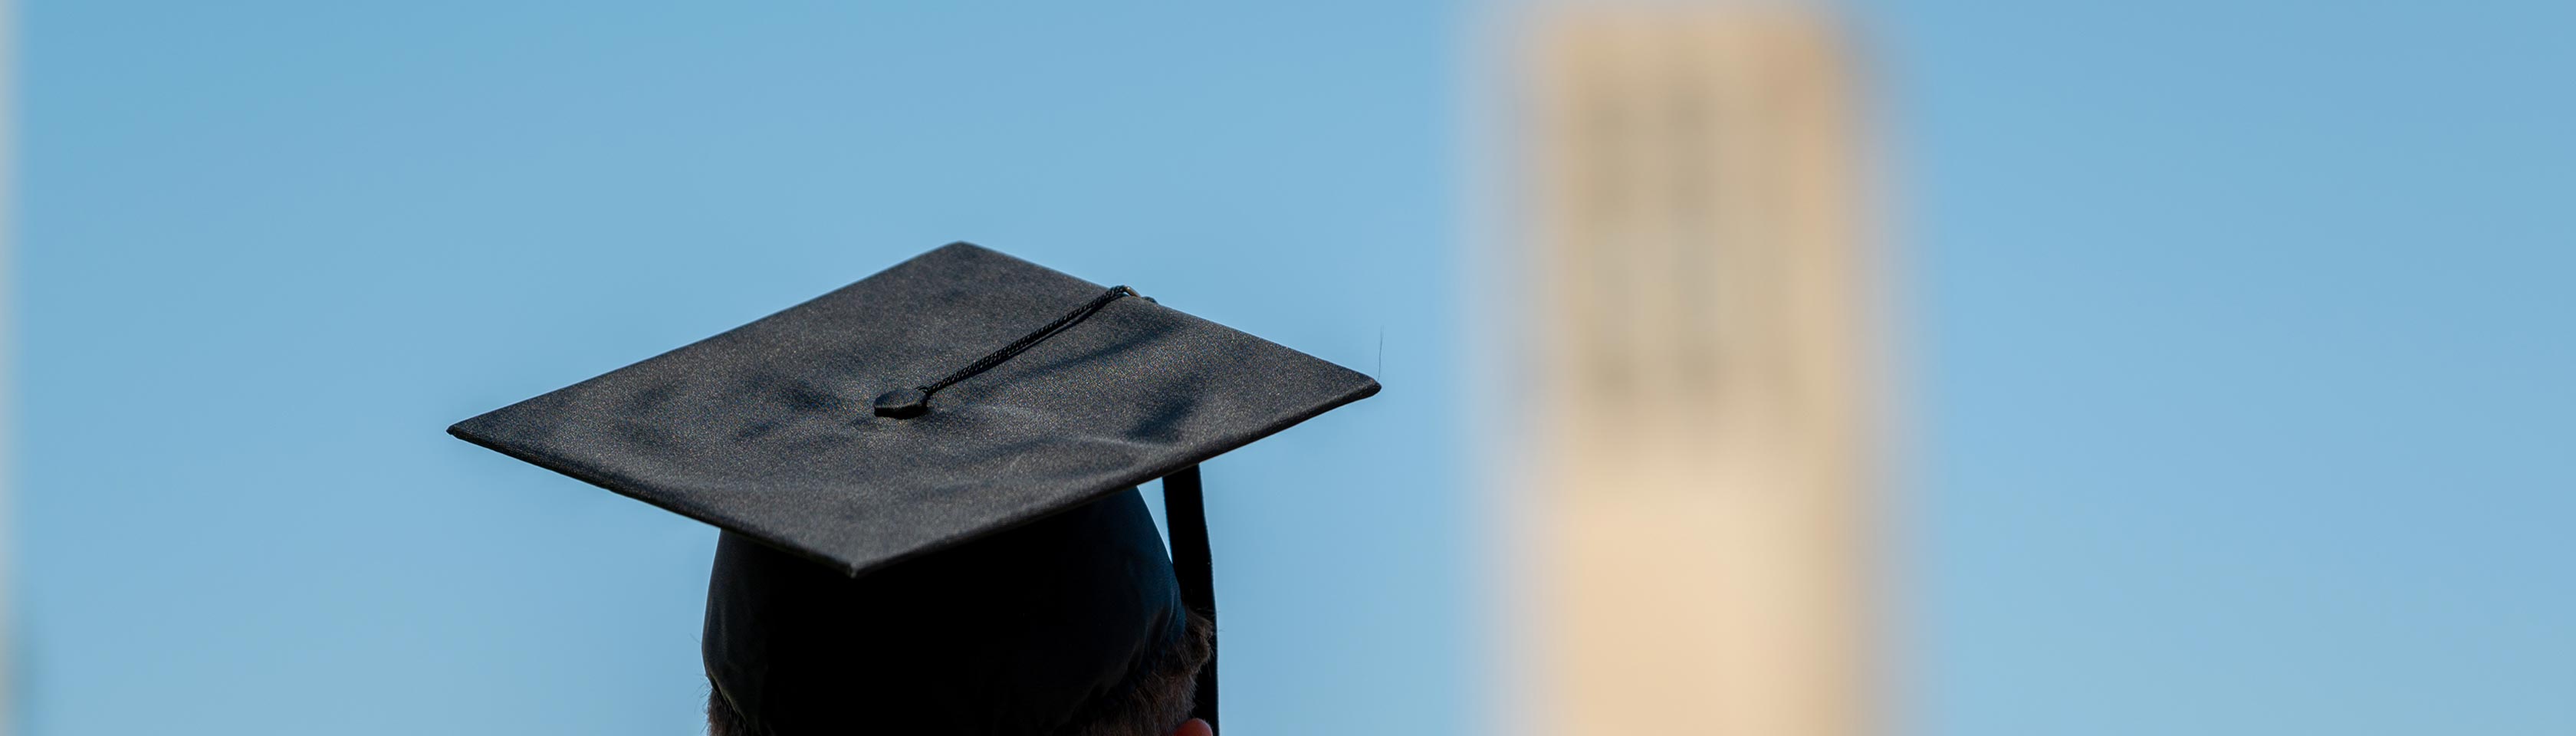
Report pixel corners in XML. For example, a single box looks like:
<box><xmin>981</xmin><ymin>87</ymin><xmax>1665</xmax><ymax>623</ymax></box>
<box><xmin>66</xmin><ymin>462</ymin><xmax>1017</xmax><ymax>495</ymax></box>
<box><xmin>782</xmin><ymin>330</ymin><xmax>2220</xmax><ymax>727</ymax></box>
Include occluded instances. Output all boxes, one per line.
<box><xmin>18</xmin><ymin>2</ymin><xmax>2574</xmax><ymax>735</ymax></box>
<box><xmin>1866</xmin><ymin>1</ymin><xmax>2576</xmax><ymax>732</ymax></box>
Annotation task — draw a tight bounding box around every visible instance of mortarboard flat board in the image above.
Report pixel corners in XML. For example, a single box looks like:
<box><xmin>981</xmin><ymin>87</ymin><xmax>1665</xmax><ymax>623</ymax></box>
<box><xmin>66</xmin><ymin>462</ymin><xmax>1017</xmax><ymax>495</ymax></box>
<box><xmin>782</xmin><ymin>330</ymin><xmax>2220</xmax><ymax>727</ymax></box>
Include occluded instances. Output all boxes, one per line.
<box><xmin>449</xmin><ymin>242</ymin><xmax>1378</xmax><ymax>733</ymax></box>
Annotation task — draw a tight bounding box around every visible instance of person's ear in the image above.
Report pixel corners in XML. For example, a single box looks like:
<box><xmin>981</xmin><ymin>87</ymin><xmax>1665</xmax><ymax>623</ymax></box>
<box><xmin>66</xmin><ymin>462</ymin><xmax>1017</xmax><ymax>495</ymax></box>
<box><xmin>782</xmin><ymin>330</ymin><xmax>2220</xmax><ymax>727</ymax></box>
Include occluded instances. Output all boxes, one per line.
<box><xmin>1168</xmin><ymin>718</ymin><xmax>1214</xmax><ymax>736</ymax></box>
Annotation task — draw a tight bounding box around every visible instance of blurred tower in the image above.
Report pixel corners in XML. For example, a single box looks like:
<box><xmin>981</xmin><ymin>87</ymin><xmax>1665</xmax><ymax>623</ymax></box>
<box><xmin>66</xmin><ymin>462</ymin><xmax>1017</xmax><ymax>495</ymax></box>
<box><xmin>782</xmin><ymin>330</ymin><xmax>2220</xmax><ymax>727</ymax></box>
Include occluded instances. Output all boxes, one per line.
<box><xmin>1494</xmin><ymin>6</ymin><xmax>1879</xmax><ymax>735</ymax></box>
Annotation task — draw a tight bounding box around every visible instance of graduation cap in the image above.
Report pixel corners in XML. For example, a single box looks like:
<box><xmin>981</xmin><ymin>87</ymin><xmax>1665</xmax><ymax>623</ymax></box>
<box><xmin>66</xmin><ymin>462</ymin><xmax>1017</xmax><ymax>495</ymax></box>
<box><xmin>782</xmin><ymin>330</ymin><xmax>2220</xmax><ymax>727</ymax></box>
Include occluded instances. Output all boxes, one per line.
<box><xmin>449</xmin><ymin>242</ymin><xmax>1377</xmax><ymax>734</ymax></box>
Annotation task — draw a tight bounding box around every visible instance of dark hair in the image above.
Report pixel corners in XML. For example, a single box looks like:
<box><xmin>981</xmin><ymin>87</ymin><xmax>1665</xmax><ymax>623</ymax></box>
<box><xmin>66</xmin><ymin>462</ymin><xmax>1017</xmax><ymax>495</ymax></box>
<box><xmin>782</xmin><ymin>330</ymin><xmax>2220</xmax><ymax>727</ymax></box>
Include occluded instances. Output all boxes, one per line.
<box><xmin>708</xmin><ymin>610</ymin><xmax>1214</xmax><ymax>736</ymax></box>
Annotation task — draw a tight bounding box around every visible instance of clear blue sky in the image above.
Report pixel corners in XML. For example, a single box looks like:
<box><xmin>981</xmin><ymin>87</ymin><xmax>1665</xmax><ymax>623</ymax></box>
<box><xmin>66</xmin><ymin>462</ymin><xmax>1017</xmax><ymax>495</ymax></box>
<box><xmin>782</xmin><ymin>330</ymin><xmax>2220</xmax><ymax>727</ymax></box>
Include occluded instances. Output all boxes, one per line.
<box><xmin>1865</xmin><ymin>1</ymin><xmax>2576</xmax><ymax>733</ymax></box>
<box><xmin>18</xmin><ymin>2</ymin><xmax>2572</xmax><ymax>735</ymax></box>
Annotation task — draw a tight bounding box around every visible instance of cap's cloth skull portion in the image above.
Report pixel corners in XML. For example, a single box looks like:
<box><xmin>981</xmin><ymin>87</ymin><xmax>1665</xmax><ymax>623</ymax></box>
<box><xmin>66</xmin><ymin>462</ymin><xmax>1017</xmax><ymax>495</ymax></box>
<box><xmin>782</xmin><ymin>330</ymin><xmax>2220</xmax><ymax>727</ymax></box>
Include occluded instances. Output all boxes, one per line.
<box><xmin>704</xmin><ymin>488</ymin><xmax>1183</xmax><ymax>734</ymax></box>
<box><xmin>450</xmin><ymin>242</ymin><xmax>1378</xmax><ymax>732</ymax></box>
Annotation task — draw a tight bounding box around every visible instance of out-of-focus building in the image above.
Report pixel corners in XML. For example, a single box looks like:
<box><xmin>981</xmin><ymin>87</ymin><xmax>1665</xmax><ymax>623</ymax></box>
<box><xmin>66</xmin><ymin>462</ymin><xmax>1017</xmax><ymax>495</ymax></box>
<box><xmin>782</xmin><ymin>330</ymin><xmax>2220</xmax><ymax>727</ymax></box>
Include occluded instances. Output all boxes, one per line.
<box><xmin>1488</xmin><ymin>5</ymin><xmax>1881</xmax><ymax>735</ymax></box>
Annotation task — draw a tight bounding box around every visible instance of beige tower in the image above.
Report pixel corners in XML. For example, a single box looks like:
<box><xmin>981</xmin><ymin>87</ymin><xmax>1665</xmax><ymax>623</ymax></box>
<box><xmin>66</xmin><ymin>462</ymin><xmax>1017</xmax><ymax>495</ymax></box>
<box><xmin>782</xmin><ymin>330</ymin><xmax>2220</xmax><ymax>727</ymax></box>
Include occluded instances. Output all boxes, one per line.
<box><xmin>1497</xmin><ymin>6</ymin><xmax>1879</xmax><ymax>736</ymax></box>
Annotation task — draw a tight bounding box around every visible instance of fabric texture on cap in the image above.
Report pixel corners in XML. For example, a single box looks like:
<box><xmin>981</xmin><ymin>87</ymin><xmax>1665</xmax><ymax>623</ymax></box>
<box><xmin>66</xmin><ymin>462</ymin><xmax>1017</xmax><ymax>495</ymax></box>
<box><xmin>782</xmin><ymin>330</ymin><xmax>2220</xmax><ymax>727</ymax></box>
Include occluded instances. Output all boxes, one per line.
<box><xmin>448</xmin><ymin>242</ymin><xmax>1379</xmax><ymax>577</ymax></box>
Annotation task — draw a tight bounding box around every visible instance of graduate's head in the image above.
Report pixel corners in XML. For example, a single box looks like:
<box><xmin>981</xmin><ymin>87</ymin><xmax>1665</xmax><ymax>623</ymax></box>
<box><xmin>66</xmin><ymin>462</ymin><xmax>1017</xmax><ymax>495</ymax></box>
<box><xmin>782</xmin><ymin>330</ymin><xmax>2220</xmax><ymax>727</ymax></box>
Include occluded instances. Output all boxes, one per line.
<box><xmin>1039</xmin><ymin>609</ymin><xmax>1214</xmax><ymax>736</ymax></box>
<box><xmin>701</xmin><ymin>488</ymin><xmax>1217</xmax><ymax>735</ymax></box>
<box><xmin>704</xmin><ymin>611</ymin><xmax>1212</xmax><ymax>736</ymax></box>
<box><xmin>450</xmin><ymin>242</ymin><xmax>1379</xmax><ymax>734</ymax></box>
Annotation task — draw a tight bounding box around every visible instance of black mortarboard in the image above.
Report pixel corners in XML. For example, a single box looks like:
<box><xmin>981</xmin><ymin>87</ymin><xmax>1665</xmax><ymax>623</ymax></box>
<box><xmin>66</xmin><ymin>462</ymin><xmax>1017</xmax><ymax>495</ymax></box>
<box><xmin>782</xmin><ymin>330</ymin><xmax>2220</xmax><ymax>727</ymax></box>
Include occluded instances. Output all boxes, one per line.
<box><xmin>449</xmin><ymin>242</ymin><xmax>1377</xmax><ymax>734</ymax></box>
